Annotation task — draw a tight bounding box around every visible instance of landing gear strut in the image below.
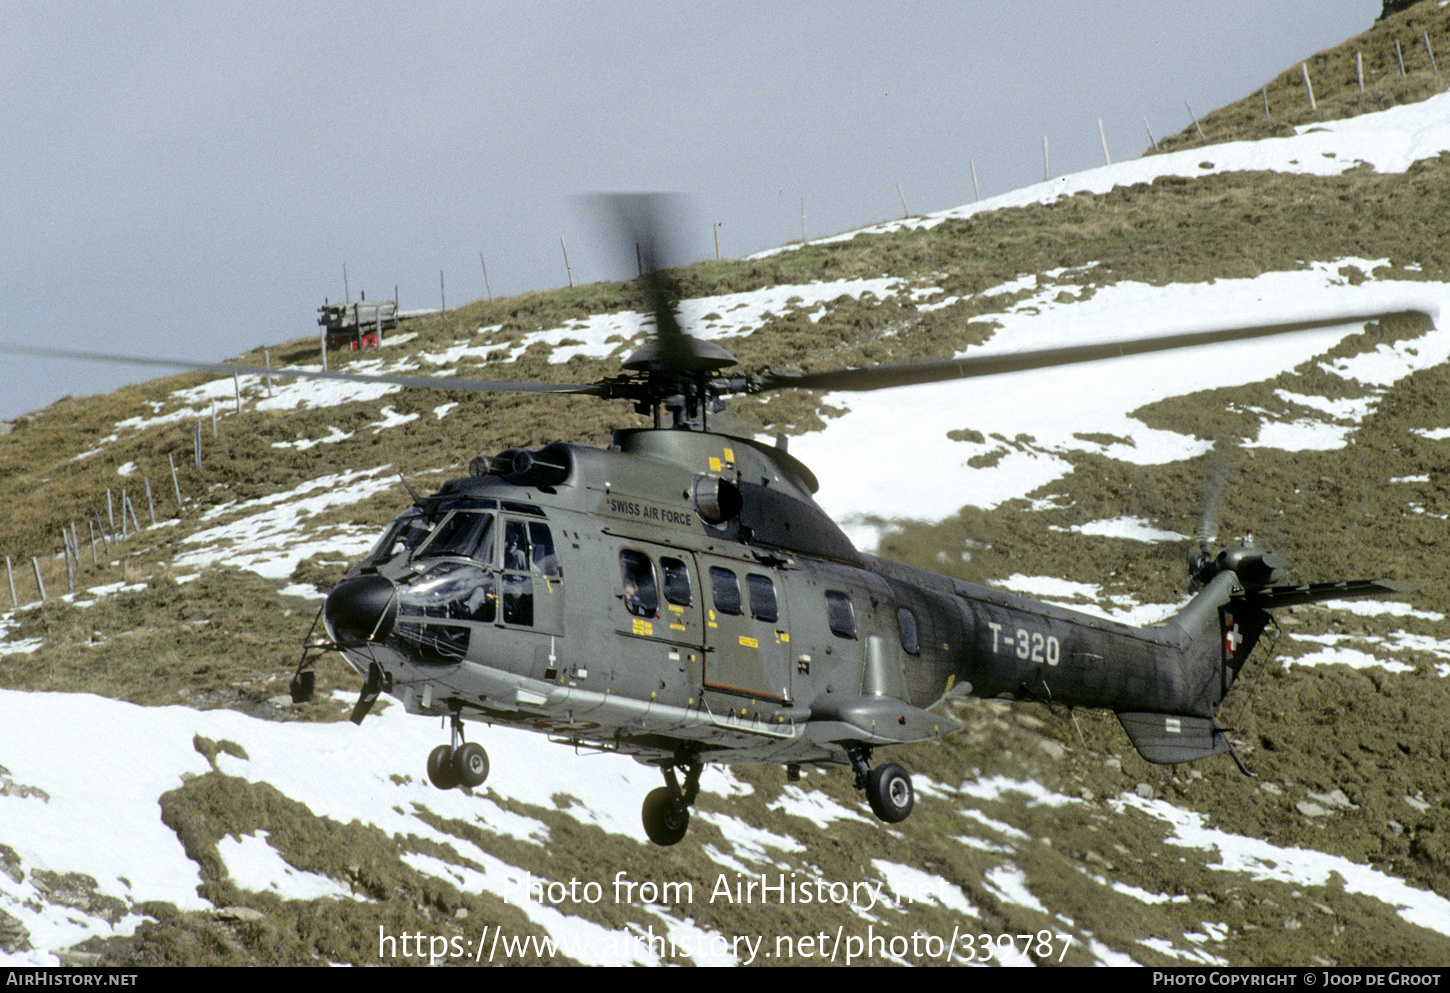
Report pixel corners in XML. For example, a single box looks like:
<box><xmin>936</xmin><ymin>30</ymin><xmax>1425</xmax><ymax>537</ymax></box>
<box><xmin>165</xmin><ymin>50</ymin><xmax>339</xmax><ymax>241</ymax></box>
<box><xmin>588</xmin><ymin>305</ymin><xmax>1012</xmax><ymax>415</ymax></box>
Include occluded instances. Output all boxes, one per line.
<box><xmin>847</xmin><ymin>745</ymin><xmax>915</xmax><ymax>824</ymax></box>
<box><xmin>426</xmin><ymin>709</ymin><xmax>490</xmax><ymax>790</ymax></box>
<box><xmin>642</xmin><ymin>755</ymin><xmax>702</xmax><ymax>846</ymax></box>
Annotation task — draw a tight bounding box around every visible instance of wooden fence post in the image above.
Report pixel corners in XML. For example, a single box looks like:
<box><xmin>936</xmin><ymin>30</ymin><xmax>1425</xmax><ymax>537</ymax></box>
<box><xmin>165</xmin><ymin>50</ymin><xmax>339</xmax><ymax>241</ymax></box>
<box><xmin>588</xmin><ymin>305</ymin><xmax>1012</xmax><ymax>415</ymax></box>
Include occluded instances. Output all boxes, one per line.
<box><xmin>1042</xmin><ymin>135</ymin><xmax>1050</xmax><ymax>180</ymax></box>
<box><xmin>1425</xmin><ymin>32</ymin><xmax>1439</xmax><ymax>75</ymax></box>
<box><xmin>1098</xmin><ymin>119</ymin><xmax>1111</xmax><ymax>165</ymax></box>
<box><xmin>1143</xmin><ymin>114</ymin><xmax>1158</xmax><ymax>151</ymax></box>
<box><xmin>6</xmin><ymin>555</ymin><xmax>16</xmax><ymax>608</ymax></box>
<box><xmin>1357</xmin><ymin>52</ymin><xmax>1365</xmax><ymax>92</ymax></box>
<box><xmin>169</xmin><ymin>453</ymin><xmax>183</xmax><ymax>508</ymax></box>
<box><xmin>970</xmin><ymin>158</ymin><xmax>980</xmax><ymax>201</ymax></box>
<box><xmin>94</xmin><ymin>510</ymin><xmax>111</xmax><ymax>557</ymax></box>
<box><xmin>1185</xmin><ymin>102</ymin><xmax>1206</xmax><ymax>142</ymax></box>
<box><xmin>31</xmin><ymin>557</ymin><xmax>44</xmax><ymax>603</ymax></box>
<box><xmin>1301</xmin><ymin>62</ymin><xmax>1317</xmax><ymax>111</ymax></box>
<box><xmin>124</xmin><ymin>491</ymin><xmax>140</xmax><ymax>533</ymax></box>
<box><xmin>1396</xmin><ymin>39</ymin><xmax>1406</xmax><ymax>78</ymax></box>
<box><xmin>145</xmin><ymin>478</ymin><xmax>156</xmax><ymax>525</ymax></box>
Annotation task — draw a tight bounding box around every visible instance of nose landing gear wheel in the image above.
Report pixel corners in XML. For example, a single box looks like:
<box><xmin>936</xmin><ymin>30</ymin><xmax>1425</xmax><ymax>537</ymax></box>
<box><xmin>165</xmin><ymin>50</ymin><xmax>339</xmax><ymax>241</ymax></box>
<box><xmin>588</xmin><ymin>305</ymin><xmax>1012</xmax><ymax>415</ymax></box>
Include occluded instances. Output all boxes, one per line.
<box><xmin>427</xmin><ymin>744</ymin><xmax>460</xmax><ymax>790</ymax></box>
<box><xmin>865</xmin><ymin>763</ymin><xmax>914</xmax><ymax>823</ymax></box>
<box><xmin>453</xmin><ymin>742</ymin><xmax>490</xmax><ymax>788</ymax></box>
<box><xmin>642</xmin><ymin>787</ymin><xmax>690</xmax><ymax>846</ymax></box>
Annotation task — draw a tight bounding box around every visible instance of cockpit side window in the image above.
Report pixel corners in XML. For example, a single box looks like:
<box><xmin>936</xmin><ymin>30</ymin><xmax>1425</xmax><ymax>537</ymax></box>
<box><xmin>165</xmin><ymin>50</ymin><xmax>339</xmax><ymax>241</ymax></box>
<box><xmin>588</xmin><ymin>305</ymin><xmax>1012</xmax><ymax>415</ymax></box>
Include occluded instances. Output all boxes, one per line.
<box><xmin>528</xmin><ymin>522</ymin><xmax>560</xmax><ymax>577</ymax></box>
<box><xmin>364</xmin><ymin>508</ymin><xmax>433</xmax><ymax>566</ymax></box>
<box><xmin>620</xmin><ymin>549</ymin><xmax>659</xmax><ymax>618</ymax></box>
<box><xmin>417</xmin><ymin>510</ymin><xmax>495</xmax><ymax>562</ymax></box>
<box><xmin>503</xmin><ymin>520</ymin><xmax>530</xmax><ymax>571</ymax></box>
<box><xmin>500</xmin><ymin>520</ymin><xmax>535</xmax><ymax>626</ymax></box>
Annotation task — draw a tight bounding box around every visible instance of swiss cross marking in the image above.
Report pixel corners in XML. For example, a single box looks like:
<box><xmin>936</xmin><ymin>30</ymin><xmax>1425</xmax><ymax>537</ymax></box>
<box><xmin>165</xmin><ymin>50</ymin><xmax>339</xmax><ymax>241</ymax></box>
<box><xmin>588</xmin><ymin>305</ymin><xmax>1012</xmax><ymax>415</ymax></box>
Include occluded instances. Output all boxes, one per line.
<box><xmin>1224</xmin><ymin>614</ymin><xmax>1242</xmax><ymax>656</ymax></box>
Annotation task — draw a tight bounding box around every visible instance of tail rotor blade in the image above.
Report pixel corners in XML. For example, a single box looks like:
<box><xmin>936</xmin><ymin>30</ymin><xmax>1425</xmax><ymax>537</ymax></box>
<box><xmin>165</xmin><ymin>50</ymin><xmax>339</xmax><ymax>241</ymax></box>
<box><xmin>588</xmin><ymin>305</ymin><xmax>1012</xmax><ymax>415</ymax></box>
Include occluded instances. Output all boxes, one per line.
<box><xmin>1196</xmin><ymin>441</ymin><xmax>1237</xmax><ymax>552</ymax></box>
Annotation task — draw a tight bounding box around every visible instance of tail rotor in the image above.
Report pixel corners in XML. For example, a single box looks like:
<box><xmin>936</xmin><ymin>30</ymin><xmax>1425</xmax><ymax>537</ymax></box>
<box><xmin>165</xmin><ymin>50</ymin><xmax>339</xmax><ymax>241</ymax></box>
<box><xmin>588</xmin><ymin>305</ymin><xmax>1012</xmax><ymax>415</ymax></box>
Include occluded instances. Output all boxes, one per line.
<box><xmin>1186</xmin><ymin>442</ymin><xmax>1289</xmax><ymax>590</ymax></box>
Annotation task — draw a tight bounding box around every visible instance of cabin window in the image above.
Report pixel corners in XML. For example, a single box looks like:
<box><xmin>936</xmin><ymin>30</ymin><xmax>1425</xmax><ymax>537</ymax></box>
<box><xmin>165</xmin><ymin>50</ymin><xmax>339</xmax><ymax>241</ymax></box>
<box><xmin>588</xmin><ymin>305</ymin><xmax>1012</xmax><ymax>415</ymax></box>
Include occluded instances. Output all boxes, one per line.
<box><xmin>660</xmin><ymin>557</ymin><xmax>692</xmax><ymax>606</ymax></box>
<box><xmin>418</xmin><ymin>510</ymin><xmax>494</xmax><ymax>562</ymax></box>
<box><xmin>709</xmin><ymin>566</ymin><xmax>743</xmax><ymax>616</ymax></box>
<box><xmin>747</xmin><ymin>573</ymin><xmax>778</xmax><ymax>623</ymax></box>
<box><xmin>620</xmin><ymin>549</ymin><xmax>659</xmax><ymax>618</ymax></box>
<box><xmin>825</xmin><ymin>590</ymin><xmax>856</xmax><ymax>639</ymax></box>
<box><xmin>897</xmin><ymin>606</ymin><xmax>920</xmax><ymax>656</ymax></box>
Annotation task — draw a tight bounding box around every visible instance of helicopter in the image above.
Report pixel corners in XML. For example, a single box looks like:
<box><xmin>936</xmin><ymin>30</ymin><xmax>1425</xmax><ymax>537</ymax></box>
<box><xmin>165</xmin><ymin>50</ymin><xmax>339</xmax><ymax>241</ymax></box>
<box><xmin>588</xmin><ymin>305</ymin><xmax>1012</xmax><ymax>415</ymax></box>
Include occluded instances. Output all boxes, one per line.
<box><xmin>3</xmin><ymin>200</ymin><xmax>1418</xmax><ymax>846</ymax></box>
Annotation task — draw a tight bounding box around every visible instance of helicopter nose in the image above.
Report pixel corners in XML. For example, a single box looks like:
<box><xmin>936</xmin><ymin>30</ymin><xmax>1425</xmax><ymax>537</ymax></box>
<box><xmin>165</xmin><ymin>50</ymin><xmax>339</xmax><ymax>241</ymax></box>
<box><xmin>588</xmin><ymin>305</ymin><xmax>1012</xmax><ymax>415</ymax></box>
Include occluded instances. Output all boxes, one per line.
<box><xmin>324</xmin><ymin>574</ymin><xmax>398</xmax><ymax>646</ymax></box>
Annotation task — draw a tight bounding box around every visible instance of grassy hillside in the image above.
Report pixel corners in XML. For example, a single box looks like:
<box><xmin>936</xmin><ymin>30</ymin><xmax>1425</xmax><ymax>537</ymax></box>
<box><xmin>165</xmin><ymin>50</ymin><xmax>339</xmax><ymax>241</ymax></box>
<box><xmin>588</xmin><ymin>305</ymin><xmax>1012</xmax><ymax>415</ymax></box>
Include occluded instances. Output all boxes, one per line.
<box><xmin>3</xmin><ymin>8</ymin><xmax>1450</xmax><ymax>968</ymax></box>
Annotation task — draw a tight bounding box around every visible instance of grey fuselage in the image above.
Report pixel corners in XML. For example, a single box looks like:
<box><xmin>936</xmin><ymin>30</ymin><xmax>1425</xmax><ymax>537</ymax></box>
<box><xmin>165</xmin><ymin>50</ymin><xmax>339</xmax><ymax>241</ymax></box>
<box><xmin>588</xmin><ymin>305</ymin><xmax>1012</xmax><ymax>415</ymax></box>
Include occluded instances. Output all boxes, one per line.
<box><xmin>328</xmin><ymin>428</ymin><xmax>1234</xmax><ymax>771</ymax></box>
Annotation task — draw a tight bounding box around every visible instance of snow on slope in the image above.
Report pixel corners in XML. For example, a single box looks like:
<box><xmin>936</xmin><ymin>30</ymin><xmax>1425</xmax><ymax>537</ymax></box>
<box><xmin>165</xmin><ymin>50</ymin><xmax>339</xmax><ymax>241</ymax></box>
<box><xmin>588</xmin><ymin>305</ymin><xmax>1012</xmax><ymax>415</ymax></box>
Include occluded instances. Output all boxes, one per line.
<box><xmin>5</xmin><ymin>688</ymin><xmax>1450</xmax><ymax>966</ymax></box>
<box><xmin>796</xmin><ymin>259</ymin><xmax>1449</xmax><ymax>539</ymax></box>
<box><xmin>6</xmin><ymin>89</ymin><xmax>1450</xmax><ymax>966</ymax></box>
<box><xmin>0</xmin><ymin>689</ymin><xmax>739</xmax><ymax>965</ymax></box>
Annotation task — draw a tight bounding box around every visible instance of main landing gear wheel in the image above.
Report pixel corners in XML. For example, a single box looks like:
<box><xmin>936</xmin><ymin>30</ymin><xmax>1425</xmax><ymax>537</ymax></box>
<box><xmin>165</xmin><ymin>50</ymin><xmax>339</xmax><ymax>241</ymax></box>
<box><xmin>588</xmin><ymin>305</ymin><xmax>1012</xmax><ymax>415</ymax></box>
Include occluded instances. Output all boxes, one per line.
<box><xmin>847</xmin><ymin>746</ymin><xmax>916</xmax><ymax>824</ymax></box>
<box><xmin>427</xmin><ymin>744</ymin><xmax>460</xmax><ymax>790</ymax></box>
<box><xmin>865</xmin><ymin>763</ymin><xmax>914</xmax><ymax>823</ymax></box>
<box><xmin>641</xmin><ymin>755</ymin><xmax>703</xmax><ymax>846</ymax></box>
<box><xmin>642</xmin><ymin>787</ymin><xmax>690</xmax><ymax>846</ymax></box>
<box><xmin>453</xmin><ymin>742</ymin><xmax>490</xmax><ymax>788</ymax></box>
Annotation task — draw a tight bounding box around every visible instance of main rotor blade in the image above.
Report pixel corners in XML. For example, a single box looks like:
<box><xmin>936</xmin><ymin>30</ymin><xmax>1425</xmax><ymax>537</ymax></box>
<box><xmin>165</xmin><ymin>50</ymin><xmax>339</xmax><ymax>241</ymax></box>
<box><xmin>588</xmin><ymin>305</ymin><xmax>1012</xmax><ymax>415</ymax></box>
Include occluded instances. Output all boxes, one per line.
<box><xmin>752</xmin><ymin>311</ymin><xmax>1433</xmax><ymax>394</ymax></box>
<box><xmin>594</xmin><ymin>193</ymin><xmax>690</xmax><ymax>369</ymax></box>
<box><xmin>0</xmin><ymin>343</ymin><xmax>606</xmax><ymax>396</ymax></box>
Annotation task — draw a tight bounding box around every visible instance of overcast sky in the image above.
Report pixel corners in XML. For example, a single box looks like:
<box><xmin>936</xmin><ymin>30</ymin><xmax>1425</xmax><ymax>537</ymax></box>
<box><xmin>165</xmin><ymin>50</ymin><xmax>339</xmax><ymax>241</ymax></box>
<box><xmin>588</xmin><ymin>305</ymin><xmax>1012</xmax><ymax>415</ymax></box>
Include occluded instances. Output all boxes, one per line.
<box><xmin>0</xmin><ymin>0</ymin><xmax>1383</xmax><ymax>421</ymax></box>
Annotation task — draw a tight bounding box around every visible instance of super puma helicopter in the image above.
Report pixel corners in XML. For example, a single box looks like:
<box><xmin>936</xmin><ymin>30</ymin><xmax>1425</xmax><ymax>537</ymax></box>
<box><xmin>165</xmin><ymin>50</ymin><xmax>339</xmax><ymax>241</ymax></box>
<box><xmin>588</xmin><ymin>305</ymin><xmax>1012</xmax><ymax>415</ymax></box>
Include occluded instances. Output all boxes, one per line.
<box><xmin>299</xmin><ymin>213</ymin><xmax>1413</xmax><ymax>845</ymax></box>
<box><xmin>3</xmin><ymin>201</ymin><xmax>1417</xmax><ymax>846</ymax></box>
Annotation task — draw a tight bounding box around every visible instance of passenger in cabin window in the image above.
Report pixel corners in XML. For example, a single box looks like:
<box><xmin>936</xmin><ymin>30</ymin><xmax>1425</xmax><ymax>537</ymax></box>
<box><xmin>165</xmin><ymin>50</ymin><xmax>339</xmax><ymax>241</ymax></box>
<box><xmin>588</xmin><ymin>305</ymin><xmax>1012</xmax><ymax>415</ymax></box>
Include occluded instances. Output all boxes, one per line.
<box><xmin>620</xmin><ymin>549</ymin><xmax>659</xmax><ymax>617</ymax></box>
<box><xmin>624</xmin><ymin>578</ymin><xmax>647</xmax><ymax>617</ymax></box>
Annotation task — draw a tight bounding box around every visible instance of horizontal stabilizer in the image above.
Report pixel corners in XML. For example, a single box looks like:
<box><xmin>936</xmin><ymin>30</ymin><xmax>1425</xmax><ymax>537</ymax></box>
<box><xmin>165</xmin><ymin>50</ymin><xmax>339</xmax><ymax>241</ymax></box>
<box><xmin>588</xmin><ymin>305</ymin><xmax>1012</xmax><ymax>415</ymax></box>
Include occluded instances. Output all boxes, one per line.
<box><xmin>1237</xmin><ymin>578</ymin><xmax>1412</xmax><ymax>610</ymax></box>
<box><xmin>1117</xmin><ymin>711</ymin><xmax>1230</xmax><ymax>765</ymax></box>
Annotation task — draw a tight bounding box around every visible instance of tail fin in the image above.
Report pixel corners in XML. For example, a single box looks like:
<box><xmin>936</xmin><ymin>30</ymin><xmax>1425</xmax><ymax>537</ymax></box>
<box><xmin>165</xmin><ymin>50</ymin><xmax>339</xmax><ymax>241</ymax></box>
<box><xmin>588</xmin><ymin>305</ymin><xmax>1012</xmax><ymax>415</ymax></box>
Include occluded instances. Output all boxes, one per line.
<box><xmin>1117</xmin><ymin>561</ymin><xmax>1410</xmax><ymax>766</ymax></box>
